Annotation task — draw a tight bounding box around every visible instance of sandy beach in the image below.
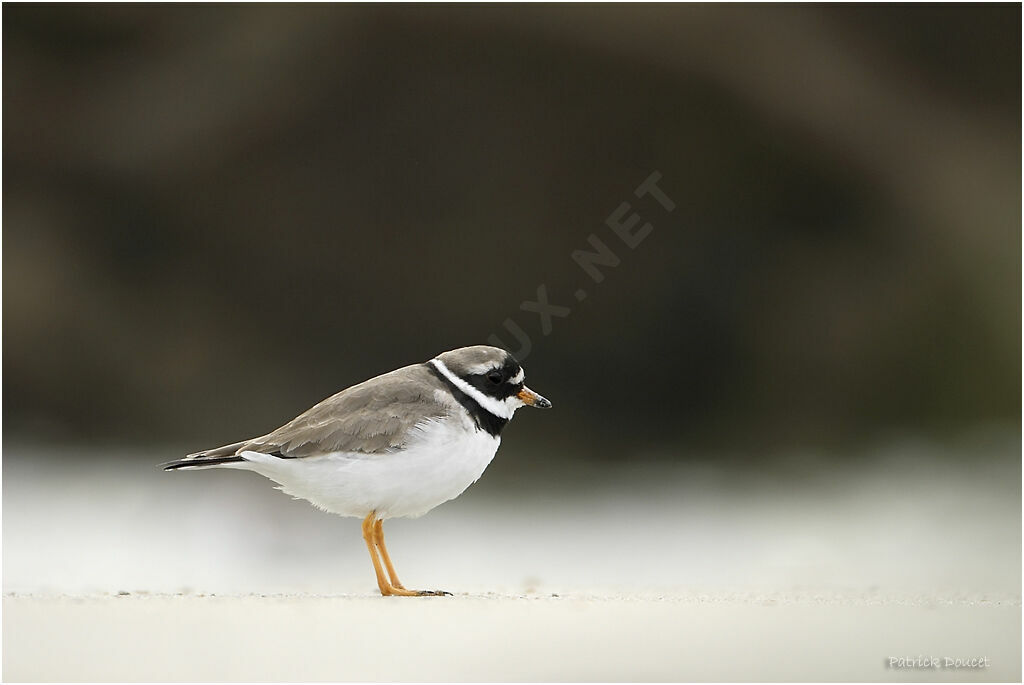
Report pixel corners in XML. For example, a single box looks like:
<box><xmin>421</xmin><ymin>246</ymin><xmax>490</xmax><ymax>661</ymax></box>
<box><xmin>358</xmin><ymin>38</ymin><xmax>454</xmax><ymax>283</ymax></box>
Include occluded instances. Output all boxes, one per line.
<box><xmin>4</xmin><ymin>591</ymin><xmax>1020</xmax><ymax>682</ymax></box>
<box><xmin>3</xmin><ymin>439</ymin><xmax>1020</xmax><ymax>681</ymax></box>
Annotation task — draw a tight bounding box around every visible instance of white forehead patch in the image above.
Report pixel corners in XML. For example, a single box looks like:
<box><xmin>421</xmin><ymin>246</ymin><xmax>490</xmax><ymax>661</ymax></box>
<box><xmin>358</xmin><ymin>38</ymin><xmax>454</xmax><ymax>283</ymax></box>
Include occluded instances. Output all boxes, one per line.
<box><xmin>510</xmin><ymin>368</ymin><xmax>524</xmax><ymax>384</ymax></box>
<box><xmin>464</xmin><ymin>361</ymin><xmax>501</xmax><ymax>376</ymax></box>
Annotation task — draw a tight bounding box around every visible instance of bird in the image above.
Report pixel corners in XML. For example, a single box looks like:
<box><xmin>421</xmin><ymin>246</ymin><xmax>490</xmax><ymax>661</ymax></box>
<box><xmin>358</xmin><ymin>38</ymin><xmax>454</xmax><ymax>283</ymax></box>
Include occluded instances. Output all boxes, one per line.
<box><xmin>162</xmin><ymin>345</ymin><xmax>551</xmax><ymax>596</ymax></box>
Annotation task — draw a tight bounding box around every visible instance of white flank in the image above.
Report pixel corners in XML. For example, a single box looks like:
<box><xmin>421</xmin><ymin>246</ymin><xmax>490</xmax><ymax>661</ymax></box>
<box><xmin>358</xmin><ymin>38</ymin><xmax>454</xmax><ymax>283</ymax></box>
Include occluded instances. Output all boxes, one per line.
<box><xmin>225</xmin><ymin>419</ymin><xmax>501</xmax><ymax>519</ymax></box>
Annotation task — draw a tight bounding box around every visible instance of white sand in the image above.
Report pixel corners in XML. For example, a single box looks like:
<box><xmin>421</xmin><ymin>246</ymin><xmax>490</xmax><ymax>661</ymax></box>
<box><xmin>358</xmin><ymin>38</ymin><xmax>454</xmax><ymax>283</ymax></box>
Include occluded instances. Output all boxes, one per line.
<box><xmin>3</xmin><ymin>592</ymin><xmax>1019</xmax><ymax>681</ymax></box>
<box><xmin>3</xmin><ymin>438</ymin><xmax>1020</xmax><ymax>680</ymax></box>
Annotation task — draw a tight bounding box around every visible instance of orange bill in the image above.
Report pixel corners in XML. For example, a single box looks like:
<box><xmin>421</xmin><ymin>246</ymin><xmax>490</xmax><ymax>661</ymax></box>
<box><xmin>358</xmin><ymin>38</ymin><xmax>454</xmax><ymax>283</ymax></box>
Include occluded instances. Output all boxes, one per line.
<box><xmin>517</xmin><ymin>386</ymin><xmax>552</xmax><ymax>408</ymax></box>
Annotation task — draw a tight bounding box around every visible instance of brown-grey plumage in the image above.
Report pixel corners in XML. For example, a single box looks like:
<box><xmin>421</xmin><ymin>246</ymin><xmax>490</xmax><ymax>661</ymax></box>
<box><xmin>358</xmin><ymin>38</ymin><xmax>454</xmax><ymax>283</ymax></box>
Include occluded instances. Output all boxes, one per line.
<box><xmin>165</xmin><ymin>345</ymin><xmax>543</xmax><ymax>467</ymax></box>
<box><xmin>223</xmin><ymin>364</ymin><xmax>447</xmax><ymax>458</ymax></box>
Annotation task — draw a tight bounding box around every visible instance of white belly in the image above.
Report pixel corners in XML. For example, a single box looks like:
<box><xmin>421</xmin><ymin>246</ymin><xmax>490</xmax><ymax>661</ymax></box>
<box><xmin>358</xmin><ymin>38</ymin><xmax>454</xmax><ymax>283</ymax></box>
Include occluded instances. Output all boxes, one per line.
<box><xmin>229</xmin><ymin>419</ymin><xmax>500</xmax><ymax>519</ymax></box>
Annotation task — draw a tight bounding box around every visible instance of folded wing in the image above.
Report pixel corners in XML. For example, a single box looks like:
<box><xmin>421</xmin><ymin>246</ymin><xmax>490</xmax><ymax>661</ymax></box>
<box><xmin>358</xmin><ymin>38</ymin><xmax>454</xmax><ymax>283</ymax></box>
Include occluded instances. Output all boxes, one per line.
<box><xmin>163</xmin><ymin>364</ymin><xmax>448</xmax><ymax>470</ymax></box>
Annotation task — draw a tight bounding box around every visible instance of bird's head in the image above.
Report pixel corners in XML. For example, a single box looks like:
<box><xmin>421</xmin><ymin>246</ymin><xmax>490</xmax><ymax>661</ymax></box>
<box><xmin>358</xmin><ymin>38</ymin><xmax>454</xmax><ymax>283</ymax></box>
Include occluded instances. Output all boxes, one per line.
<box><xmin>430</xmin><ymin>345</ymin><xmax>551</xmax><ymax>419</ymax></box>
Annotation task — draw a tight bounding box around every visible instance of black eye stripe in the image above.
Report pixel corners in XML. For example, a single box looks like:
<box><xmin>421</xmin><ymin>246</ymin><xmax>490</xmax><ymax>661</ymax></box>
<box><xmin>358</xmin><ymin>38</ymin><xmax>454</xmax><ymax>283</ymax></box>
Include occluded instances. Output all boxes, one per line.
<box><xmin>465</xmin><ymin>369</ymin><xmax>520</xmax><ymax>399</ymax></box>
<box><xmin>454</xmin><ymin>355</ymin><xmax>524</xmax><ymax>401</ymax></box>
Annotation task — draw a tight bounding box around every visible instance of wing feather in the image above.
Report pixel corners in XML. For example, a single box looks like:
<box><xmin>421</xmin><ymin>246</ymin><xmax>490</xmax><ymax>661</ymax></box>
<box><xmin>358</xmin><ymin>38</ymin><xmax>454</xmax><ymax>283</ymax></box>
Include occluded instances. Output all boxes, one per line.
<box><xmin>236</xmin><ymin>363</ymin><xmax>449</xmax><ymax>458</ymax></box>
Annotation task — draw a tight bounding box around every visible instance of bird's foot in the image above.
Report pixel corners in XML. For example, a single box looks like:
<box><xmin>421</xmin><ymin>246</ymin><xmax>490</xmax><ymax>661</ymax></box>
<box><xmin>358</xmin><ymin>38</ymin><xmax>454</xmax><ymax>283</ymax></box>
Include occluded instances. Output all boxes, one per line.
<box><xmin>382</xmin><ymin>587</ymin><xmax>452</xmax><ymax>597</ymax></box>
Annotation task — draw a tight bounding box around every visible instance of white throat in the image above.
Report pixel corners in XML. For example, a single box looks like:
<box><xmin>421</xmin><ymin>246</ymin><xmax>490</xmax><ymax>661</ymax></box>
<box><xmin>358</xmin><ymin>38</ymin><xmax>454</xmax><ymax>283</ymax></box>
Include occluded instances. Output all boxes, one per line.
<box><xmin>429</xmin><ymin>358</ymin><xmax>520</xmax><ymax>420</ymax></box>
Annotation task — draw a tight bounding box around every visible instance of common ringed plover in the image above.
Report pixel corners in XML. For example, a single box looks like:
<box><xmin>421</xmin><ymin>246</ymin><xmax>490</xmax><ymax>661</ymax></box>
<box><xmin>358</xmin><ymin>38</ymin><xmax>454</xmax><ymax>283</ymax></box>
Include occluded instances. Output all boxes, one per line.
<box><xmin>162</xmin><ymin>345</ymin><xmax>551</xmax><ymax>596</ymax></box>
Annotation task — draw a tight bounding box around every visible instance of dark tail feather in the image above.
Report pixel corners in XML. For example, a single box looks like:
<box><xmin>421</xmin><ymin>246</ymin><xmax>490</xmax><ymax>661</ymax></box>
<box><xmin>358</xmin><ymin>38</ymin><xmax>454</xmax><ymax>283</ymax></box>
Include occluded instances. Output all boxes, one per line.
<box><xmin>161</xmin><ymin>455</ymin><xmax>246</xmax><ymax>471</ymax></box>
<box><xmin>161</xmin><ymin>439</ymin><xmax>251</xmax><ymax>471</ymax></box>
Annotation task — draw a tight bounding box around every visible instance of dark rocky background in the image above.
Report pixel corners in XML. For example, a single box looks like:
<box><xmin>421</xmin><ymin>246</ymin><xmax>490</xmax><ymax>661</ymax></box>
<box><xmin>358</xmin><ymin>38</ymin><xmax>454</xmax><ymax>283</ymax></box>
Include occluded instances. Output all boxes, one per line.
<box><xmin>4</xmin><ymin>4</ymin><xmax>1020</xmax><ymax>463</ymax></box>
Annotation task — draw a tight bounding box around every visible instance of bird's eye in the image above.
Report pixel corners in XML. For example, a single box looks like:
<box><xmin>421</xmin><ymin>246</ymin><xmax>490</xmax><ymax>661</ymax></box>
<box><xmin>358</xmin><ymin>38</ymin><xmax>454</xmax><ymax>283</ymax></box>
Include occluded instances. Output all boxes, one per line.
<box><xmin>487</xmin><ymin>371</ymin><xmax>502</xmax><ymax>384</ymax></box>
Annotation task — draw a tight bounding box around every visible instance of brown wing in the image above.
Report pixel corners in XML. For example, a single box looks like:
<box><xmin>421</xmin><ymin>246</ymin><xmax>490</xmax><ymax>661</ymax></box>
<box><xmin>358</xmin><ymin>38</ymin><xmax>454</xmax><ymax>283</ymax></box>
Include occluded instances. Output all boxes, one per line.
<box><xmin>185</xmin><ymin>363</ymin><xmax>451</xmax><ymax>461</ymax></box>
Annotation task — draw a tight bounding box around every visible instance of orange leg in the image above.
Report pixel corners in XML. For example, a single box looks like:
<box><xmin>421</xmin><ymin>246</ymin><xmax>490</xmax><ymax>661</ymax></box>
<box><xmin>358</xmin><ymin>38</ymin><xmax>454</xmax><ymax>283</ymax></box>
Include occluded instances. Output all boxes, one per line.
<box><xmin>374</xmin><ymin>519</ymin><xmax>407</xmax><ymax>590</ymax></box>
<box><xmin>360</xmin><ymin>512</ymin><xmax>451</xmax><ymax>597</ymax></box>
<box><xmin>361</xmin><ymin>512</ymin><xmax>393</xmax><ymax>595</ymax></box>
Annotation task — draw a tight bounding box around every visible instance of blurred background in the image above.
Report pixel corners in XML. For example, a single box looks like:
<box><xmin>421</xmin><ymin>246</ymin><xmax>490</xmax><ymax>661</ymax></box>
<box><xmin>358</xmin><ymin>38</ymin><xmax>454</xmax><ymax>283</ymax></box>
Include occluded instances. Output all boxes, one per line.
<box><xmin>3</xmin><ymin>4</ymin><xmax>1021</xmax><ymax>601</ymax></box>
